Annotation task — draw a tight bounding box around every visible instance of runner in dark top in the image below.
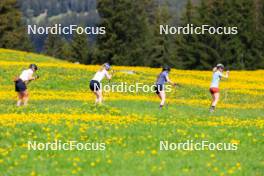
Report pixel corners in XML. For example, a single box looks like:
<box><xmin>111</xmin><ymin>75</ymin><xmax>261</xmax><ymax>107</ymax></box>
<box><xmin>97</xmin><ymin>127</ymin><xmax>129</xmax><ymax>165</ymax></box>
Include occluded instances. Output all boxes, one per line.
<box><xmin>155</xmin><ymin>66</ymin><xmax>177</xmax><ymax>109</ymax></box>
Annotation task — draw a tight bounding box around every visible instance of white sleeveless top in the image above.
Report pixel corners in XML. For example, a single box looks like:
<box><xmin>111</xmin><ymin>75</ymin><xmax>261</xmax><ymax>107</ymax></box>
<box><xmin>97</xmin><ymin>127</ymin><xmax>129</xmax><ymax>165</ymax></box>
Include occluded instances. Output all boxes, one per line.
<box><xmin>19</xmin><ymin>69</ymin><xmax>33</xmax><ymax>82</ymax></box>
<box><xmin>92</xmin><ymin>69</ymin><xmax>108</xmax><ymax>82</ymax></box>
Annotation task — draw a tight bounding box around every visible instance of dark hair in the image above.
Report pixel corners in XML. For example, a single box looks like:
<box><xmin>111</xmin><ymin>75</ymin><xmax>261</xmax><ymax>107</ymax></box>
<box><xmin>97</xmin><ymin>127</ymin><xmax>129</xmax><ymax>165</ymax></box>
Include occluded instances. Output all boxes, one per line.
<box><xmin>162</xmin><ymin>65</ymin><xmax>171</xmax><ymax>72</ymax></box>
<box><xmin>29</xmin><ymin>64</ymin><xmax>38</xmax><ymax>70</ymax></box>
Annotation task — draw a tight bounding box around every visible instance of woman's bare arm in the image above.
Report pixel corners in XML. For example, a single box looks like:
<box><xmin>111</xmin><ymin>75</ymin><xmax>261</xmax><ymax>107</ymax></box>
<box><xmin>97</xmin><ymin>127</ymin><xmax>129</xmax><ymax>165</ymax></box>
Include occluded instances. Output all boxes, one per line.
<box><xmin>213</xmin><ymin>67</ymin><xmax>217</xmax><ymax>72</ymax></box>
<box><xmin>222</xmin><ymin>71</ymin><xmax>230</xmax><ymax>79</ymax></box>
<box><xmin>106</xmin><ymin>71</ymin><xmax>112</xmax><ymax>80</ymax></box>
<box><xmin>166</xmin><ymin>76</ymin><xmax>177</xmax><ymax>86</ymax></box>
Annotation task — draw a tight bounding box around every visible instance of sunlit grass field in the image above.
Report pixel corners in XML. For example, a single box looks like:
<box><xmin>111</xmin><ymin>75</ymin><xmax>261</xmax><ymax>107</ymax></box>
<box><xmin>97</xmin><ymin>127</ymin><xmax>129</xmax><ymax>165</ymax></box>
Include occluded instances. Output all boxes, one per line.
<box><xmin>0</xmin><ymin>49</ymin><xmax>263</xmax><ymax>176</ymax></box>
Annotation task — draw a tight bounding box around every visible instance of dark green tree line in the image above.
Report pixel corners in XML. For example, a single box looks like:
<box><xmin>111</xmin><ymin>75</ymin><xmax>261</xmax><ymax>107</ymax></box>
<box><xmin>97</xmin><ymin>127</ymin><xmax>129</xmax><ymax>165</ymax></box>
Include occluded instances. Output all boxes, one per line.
<box><xmin>93</xmin><ymin>0</ymin><xmax>176</xmax><ymax>67</ymax></box>
<box><xmin>178</xmin><ymin>0</ymin><xmax>264</xmax><ymax>69</ymax></box>
<box><xmin>92</xmin><ymin>0</ymin><xmax>150</xmax><ymax>66</ymax></box>
<box><xmin>0</xmin><ymin>0</ymin><xmax>32</xmax><ymax>51</ymax></box>
<box><xmin>1</xmin><ymin>0</ymin><xmax>263</xmax><ymax>70</ymax></box>
<box><xmin>43</xmin><ymin>32</ymin><xmax>89</xmax><ymax>64</ymax></box>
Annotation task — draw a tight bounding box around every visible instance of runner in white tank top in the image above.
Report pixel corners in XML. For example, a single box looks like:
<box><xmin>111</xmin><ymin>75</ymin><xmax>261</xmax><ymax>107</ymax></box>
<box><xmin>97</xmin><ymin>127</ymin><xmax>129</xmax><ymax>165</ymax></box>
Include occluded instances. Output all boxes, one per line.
<box><xmin>90</xmin><ymin>63</ymin><xmax>112</xmax><ymax>105</ymax></box>
<box><xmin>209</xmin><ymin>64</ymin><xmax>229</xmax><ymax>112</ymax></box>
<box><xmin>15</xmin><ymin>64</ymin><xmax>39</xmax><ymax>107</ymax></box>
<box><xmin>92</xmin><ymin>69</ymin><xmax>109</xmax><ymax>82</ymax></box>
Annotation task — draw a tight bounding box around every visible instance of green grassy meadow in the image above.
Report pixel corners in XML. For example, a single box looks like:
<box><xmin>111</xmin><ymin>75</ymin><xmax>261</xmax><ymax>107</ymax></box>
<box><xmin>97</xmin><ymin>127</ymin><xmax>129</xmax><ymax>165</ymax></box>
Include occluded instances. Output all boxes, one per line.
<box><xmin>0</xmin><ymin>49</ymin><xmax>263</xmax><ymax>176</ymax></box>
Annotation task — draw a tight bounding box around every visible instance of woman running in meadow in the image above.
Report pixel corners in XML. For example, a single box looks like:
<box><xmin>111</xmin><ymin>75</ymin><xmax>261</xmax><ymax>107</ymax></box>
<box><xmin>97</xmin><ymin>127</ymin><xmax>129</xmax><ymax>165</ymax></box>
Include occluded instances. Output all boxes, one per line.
<box><xmin>209</xmin><ymin>64</ymin><xmax>230</xmax><ymax>112</ymax></box>
<box><xmin>14</xmin><ymin>64</ymin><xmax>39</xmax><ymax>106</ymax></box>
<box><xmin>90</xmin><ymin>63</ymin><xmax>112</xmax><ymax>104</ymax></box>
<box><xmin>155</xmin><ymin>66</ymin><xmax>177</xmax><ymax>109</ymax></box>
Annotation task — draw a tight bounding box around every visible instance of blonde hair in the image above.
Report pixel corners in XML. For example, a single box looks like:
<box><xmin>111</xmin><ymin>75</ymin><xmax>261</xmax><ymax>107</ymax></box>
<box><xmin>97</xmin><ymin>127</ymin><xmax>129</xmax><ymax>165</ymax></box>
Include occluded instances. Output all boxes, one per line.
<box><xmin>99</xmin><ymin>65</ymin><xmax>105</xmax><ymax>71</ymax></box>
<box><xmin>99</xmin><ymin>63</ymin><xmax>109</xmax><ymax>71</ymax></box>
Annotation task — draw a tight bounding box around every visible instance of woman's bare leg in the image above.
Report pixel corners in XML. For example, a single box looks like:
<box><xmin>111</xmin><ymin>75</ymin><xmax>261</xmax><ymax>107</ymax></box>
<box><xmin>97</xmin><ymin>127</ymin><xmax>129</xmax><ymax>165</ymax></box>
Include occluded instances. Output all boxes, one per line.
<box><xmin>98</xmin><ymin>90</ymin><xmax>103</xmax><ymax>104</ymax></box>
<box><xmin>159</xmin><ymin>91</ymin><xmax>166</xmax><ymax>108</ymax></box>
<box><xmin>93</xmin><ymin>91</ymin><xmax>99</xmax><ymax>104</ymax></box>
<box><xmin>94</xmin><ymin>90</ymin><xmax>103</xmax><ymax>104</ymax></box>
<box><xmin>22</xmin><ymin>90</ymin><xmax>29</xmax><ymax>106</ymax></box>
<box><xmin>17</xmin><ymin>92</ymin><xmax>23</xmax><ymax>106</ymax></box>
<box><xmin>212</xmin><ymin>93</ymin><xmax>220</xmax><ymax>107</ymax></box>
<box><xmin>210</xmin><ymin>92</ymin><xmax>220</xmax><ymax>112</ymax></box>
<box><xmin>157</xmin><ymin>92</ymin><xmax>162</xmax><ymax>100</ymax></box>
<box><xmin>211</xmin><ymin>93</ymin><xmax>215</xmax><ymax>106</ymax></box>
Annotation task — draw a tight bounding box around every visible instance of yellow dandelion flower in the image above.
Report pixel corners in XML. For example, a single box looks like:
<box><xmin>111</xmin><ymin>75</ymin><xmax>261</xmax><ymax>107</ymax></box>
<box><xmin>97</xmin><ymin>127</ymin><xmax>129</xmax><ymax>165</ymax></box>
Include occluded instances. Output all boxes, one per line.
<box><xmin>90</xmin><ymin>162</ymin><xmax>96</xmax><ymax>167</ymax></box>
<box><xmin>30</xmin><ymin>171</ymin><xmax>36</xmax><ymax>176</ymax></box>
<box><xmin>230</xmin><ymin>139</ymin><xmax>240</xmax><ymax>145</ymax></box>
<box><xmin>107</xmin><ymin>159</ymin><xmax>112</xmax><ymax>164</ymax></box>
<box><xmin>151</xmin><ymin>150</ymin><xmax>158</xmax><ymax>155</ymax></box>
